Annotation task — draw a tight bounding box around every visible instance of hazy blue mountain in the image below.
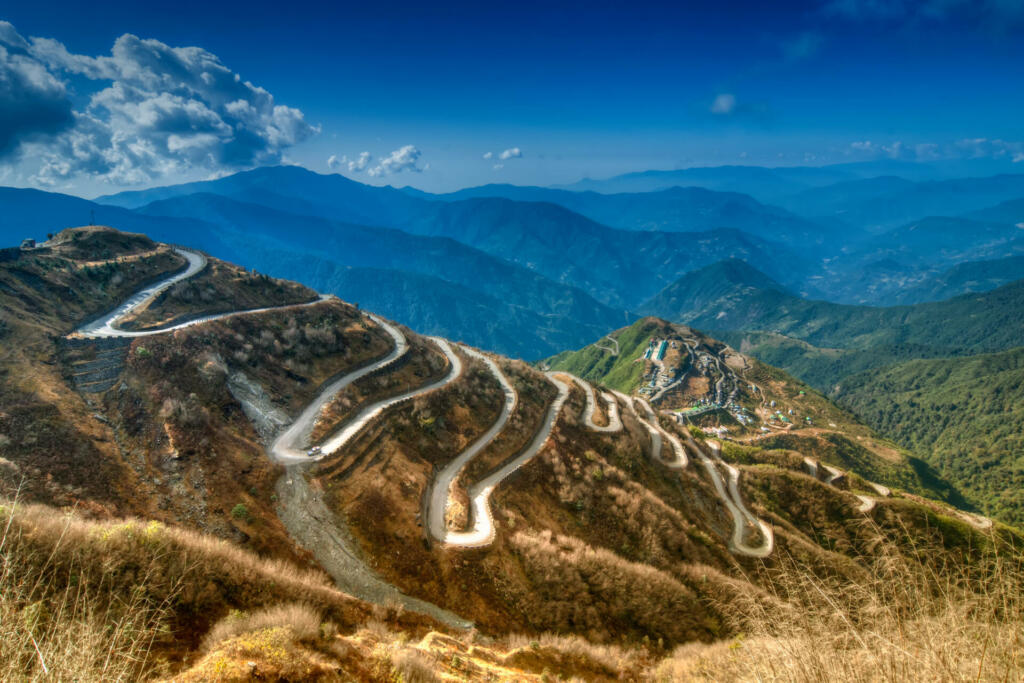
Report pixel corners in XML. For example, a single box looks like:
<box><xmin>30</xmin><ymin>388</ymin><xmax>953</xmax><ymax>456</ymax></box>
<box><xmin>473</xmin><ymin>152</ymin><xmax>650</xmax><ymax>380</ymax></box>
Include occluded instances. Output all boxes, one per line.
<box><xmin>808</xmin><ymin>174</ymin><xmax>1024</xmax><ymax>232</ymax></box>
<box><xmin>411</xmin><ymin>183</ymin><xmax>833</xmax><ymax>245</ymax></box>
<box><xmin>637</xmin><ymin>258</ymin><xmax>792</xmax><ymax>322</ymax></box>
<box><xmin>135</xmin><ymin>192</ymin><xmax>633</xmax><ymax>358</ymax></box>
<box><xmin>644</xmin><ymin>260</ymin><xmax>1024</xmax><ymax>361</ymax></box>
<box><xmin>97</xmin><ymin>164</ymin><xmax>813</xmax><ymax>317</ymax></box>
<box><xmin>98</xmin><ymin>165</ymin><xmax>429</xmax><ymax>228</ymax></box>
<box><xmin>775</xmin><ymin>175</ymin><xmax>916</xmax><ymax>219</ymax></box>
<box><xmin>891</xmin><ymin>255</ymin><xmax>1024</xmax><ymax>304</ymax></box>
<box><xmin>555</xmin><ymin>159</ymin><xmax>1024</xmax><ymax>198</ymax></box>
<box><xmin>848</xmin><ymin>216</ymin><xmax>1024</xmax><ymax>268</ymax></box>
<box><xmin>399</xmin><ymin>196</ymin><xmax>808</xmax><ymax>308</ymax></box>
<box><xmin>0</xmin><ymin>186</ymin><xmax>231</xmax><ymax>254</ymax></box>
<box><xmin>266</xmin><ymin>259</ymin><xmax>623</xmax><ymax>359</ymax></box>
<box><xmin>965</xmin><ymin>197</ymin><xmax>1024</xmax><ymax>225</ymax></box>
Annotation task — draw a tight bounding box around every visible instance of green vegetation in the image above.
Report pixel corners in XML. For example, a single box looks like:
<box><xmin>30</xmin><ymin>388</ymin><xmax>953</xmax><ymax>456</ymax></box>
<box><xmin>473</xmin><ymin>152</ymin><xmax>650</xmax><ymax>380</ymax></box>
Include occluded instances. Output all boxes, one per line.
<box><xmin>545</xmin><ymin>318</ymin><xmax>671</xmax><ymax>393</ymax></box>
<box><xmin>835</xmin><ymin>347</ymin><xmax>1024</xmax><ymax>527</ymax></box>
<box><xmin>645</xmin><ymin>260</ymin><xmax>1024</xmax><ymax>389</ymax></box>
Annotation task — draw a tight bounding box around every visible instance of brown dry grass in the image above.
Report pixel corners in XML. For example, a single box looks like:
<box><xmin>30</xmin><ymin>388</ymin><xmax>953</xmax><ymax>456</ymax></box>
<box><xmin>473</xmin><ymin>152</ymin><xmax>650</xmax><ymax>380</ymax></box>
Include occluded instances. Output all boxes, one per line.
<box><xmin>655</xmin><ymin>526</ymin><xmax>1024</xmax><ymax>682</ymax></box>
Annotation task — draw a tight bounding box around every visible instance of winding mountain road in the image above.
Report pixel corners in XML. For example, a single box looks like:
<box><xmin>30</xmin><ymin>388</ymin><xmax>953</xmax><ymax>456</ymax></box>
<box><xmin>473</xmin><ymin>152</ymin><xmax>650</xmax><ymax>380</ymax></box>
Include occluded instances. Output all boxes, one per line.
<box><xmin>269</xmin><ymin>315</ymin><xmax>411</xmax><ymax>464</ymax></box>
<box><xmin>79</xmin><ymin>245</ymin><xmax>778</xmax><ymax>564</ymax></box>
<box><xmin>573</xmin><ymin>377</ymin><xmax>623</xmax><ymax>432</ymax></box>
<box><xmin>75</xmin><ymin>247</ymin><xmax>332</xmax><ymax>338</ymax></box>
<box><xmin>314</xmin><ymin>337</ymin><xmax>462</xmax><ymax>459</ymax></box>
<box><xmin>434</xmin><ymin>372</ymin><xmax>571</xmax><ymax>548</ymax></box>
<box><xmin>691</xmin><ymin>439</ymin><xmax>774</xmax><ymax>558</ymax></box>
<box><xmin>428</xmin><ymin>346</ymin><xmax>517</xmax><ymax>546</ymax></box>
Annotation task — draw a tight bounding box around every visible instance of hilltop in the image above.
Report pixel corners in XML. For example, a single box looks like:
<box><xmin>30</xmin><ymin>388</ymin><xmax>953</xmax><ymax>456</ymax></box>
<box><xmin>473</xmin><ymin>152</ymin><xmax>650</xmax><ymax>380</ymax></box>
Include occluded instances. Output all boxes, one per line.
<box><xmin>0</xmin><ymin>227</ymin><xmax>1019</xmax><ymax>680</ymax></box>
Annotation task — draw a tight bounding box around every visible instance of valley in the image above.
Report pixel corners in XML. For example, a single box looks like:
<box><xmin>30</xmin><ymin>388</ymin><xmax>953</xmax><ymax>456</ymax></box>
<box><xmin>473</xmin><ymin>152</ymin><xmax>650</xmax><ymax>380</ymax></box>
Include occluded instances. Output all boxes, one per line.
<box><xmin>3</xmin><ymin>225</ymin><xmax>1018</xmax><ymax>680</ymax></box>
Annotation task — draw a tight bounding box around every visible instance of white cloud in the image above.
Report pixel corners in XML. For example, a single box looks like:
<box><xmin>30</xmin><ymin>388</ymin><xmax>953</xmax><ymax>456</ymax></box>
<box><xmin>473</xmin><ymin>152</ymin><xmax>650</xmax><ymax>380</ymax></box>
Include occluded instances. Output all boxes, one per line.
<box><xmin>482</xmin><ymin>151</ymin><xmax>493</xmax><ymax>160</ymax></box>
<box><xmin>327</xmin><ymin>154</ymin><xmax>341</xmax><ymax>169</ymax></box>
<box><xmin>365</xmin><ymin>145</ymin><xmax>422</xmax><ymax>177</ymax></box>
<box><xmin>849</xmin><ymin>137</ymin><xmax>1024</xmax><ymax>162</ymax></box>
<box><xmin>710</xmin><ymin>93</ymin><xmax>736</xmax><ymax>115</ymax></box>
<box><xmin>493</xmin><ymin>163</ymin><xmax>504</xmax><ymax>170</ymax></box>
<box><xmin>0</xmin><ymin>23</ymin><xmax>75</xmax><ymax>158</ymax></box>
<box><xmin>498</xmin><ymin>147</ymin><xmax>522</xmax><ymax>160</ymax></box>
<box><xmin>348</xmin><ymin>151</ymin><xmax>371</xmax><ymax>172</ymax></box>
<box><xmin>0</xmin><ymin>21</ymin><xmax>317</xmax><ymax>186</ymax></box>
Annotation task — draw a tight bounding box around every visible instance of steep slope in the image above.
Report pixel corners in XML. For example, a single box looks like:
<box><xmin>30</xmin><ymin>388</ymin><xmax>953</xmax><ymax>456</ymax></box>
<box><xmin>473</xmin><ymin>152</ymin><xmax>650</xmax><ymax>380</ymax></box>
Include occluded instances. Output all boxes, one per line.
<box><xmin>834</xmin><ymin>347</ymin><xmax>1024</xmax><ymax>526</ymax></box>
<box><xmin>3</xmin><ymin>226</ymin><xmax>1019</xmax><ymax>680</ymax></box>
<box><xmin>545</xmin><ymin>317</ymin><xmax>962</xmax><ymax>505</ymax></box>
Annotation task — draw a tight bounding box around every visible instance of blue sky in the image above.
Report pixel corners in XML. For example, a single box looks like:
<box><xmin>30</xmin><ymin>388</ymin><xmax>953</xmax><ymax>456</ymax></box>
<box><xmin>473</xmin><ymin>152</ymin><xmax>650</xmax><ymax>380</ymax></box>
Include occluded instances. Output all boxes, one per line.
<box><xmin>1</xmin><ymin>0</ymin><xmax>1023</xmax><ymax>195</ymax></box>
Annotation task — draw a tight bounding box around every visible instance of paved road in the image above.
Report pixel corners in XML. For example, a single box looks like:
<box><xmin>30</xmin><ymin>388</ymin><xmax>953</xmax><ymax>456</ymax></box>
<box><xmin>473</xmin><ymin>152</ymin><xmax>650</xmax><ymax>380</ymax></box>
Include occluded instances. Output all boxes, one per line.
<box><xmin>439</xmin><ymin>373</ymin><xmax>571</xmax><ymax>548</ymax></box>
<box><xmin>637</xmin><ymin>399</ymin><xmax>688</xmax><ymax>469</ymax></box>
<box><xmin>804</xmin><ymin>456</ymin><xmax>887</xmax><ymax>515</ymax></box>
<box><xmin>315</xmin><ymin>337</ymin><xmax>462</xmax><ymax>459</ymax></box>
<box><xmin>690</xmin><ymin>439</ymin><xmax>774</xmax><ymax>558</ymax></box>
<box><xmin>75</xmin><ymin>247</ymin><xmax>332</xmax><ymax>338</ymax></box>
<box><xmin>75</xmin><ymin>246</ymin><xmax>473</xmax><ymax>627</ymax></box>
<box><xmin>572</xmin><ymin>377</ymin><xmax>623</xmax><ymax>432</ymax></box>
<box><xmin>428</xmin><ymin>346</ymin><xmax>517</xmax><ymax>546</ymax></box>
<box><xmin>269</xmin><ymin>315</ymin><xmax>410</xmax><ymax>464</ymax></box>
<box><xmin>592</xmin><ymin>335</ymin><xmax>619</xmax><ymax>356</ymax></box>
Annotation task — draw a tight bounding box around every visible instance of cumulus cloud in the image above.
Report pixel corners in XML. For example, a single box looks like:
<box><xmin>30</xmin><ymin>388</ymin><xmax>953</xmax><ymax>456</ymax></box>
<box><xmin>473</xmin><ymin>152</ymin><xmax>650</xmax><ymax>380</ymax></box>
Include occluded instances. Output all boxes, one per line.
<box><xmin>327</xmin><ymin>154</ymin><xmax>341</xmax><ymax>169</ymax></box>
<box><xmin>347</xmin><ymin>151</ymin><xmax>372</xmax><ymax>172</ymax></box>
<box><xmin>498</xmin><ymin>147</ymin><xmax>522</xmax><ymax>160</ymax></box>
<box><xmin>367</xmin><ymin>145</ymin><xmax>422</xmax><ymax>177</ymax></box>
<box><xmin>493</xmin><ymin>163</ymin><xmax>504</xmax><ymax>170</ymax></box>
<box><xmin>0</xmin><ymin>21</ymin><xmax>317</xmax><ymax>186</ymax></box>
<box><xmin>0</xmin><ymin>23</ymin><xmax>75</xmax><ymax>158</ymax></box>
<box><xmin>482</xmin><ymin>151</ymin><xmax>493</xmax><ymax>160</ymax></box>
<box><xmin>710</xmin><ymin>93</ymin><xmax>736</xmax><ymax>115</ymax></box>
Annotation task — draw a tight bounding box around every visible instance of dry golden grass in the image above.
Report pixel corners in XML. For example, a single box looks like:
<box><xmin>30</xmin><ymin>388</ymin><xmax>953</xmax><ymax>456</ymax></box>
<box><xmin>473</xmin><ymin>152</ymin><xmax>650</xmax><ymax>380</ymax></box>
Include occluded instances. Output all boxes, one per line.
<box><xmin>655</xmin><ymin>525</ymin><xmax>1024</xmax><ymax>682</ymax></box>
<box><xmin>201</xmin><ymin>603</ymin><xmax>323</xmax><ymax>652</ymax></box>
<box><xmin>0</xmin><ymin>498</ymin><xmax>425</xmax><ymax>680</ymax></box>
<box><xmin>0</xmin><ymin>500</ymin><xmax>173</xmax><ymax>681</ymax></box>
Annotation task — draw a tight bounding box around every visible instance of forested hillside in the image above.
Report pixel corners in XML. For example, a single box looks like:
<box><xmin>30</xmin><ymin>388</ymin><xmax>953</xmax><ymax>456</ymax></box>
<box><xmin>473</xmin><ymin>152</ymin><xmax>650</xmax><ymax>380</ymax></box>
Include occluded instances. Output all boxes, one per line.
<box><xmin>834</xmin><ymin>348</ymin><xmax>1024</xmax><ymax>526</ymax></box>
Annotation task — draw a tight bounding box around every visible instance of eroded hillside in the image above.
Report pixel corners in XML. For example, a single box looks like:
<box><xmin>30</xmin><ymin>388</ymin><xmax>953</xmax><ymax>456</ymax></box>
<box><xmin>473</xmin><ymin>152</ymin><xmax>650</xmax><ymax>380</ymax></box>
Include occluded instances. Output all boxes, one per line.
<box><xmin>1</xmin><ymin>227</ymin><xmax>1021</xmax><ymax>681</ymax></box>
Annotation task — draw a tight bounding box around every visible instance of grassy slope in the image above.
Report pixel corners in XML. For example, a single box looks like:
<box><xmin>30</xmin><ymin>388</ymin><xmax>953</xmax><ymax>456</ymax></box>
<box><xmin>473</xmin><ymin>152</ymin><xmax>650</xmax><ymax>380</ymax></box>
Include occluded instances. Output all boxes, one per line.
<box><xmin>545</xmin><ymin>317</ymin><xmax>669</xmax><ymax>393</ymax></box>
<box><xmin>835</xmin><ymin>347</ymin><xmax>1024</xmax><ymax>526</ymax></box>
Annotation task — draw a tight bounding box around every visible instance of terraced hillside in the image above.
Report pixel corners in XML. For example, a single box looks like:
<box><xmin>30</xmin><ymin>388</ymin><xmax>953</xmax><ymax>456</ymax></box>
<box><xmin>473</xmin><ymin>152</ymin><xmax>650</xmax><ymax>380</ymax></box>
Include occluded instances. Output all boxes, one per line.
<box><xmin>1</xmin><ymin>226</ymin><xmax>1020</xmax><ymax>680</ymax></box>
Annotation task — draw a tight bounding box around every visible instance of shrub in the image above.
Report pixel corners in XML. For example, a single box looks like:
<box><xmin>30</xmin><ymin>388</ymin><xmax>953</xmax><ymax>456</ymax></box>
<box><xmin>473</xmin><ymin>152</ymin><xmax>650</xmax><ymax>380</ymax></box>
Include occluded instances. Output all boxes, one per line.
<box><xmin>230</xmin><ymin>503</ymin><xmax>249</xmax><ymax>521</ymax></box>
<box><xmin>201</xmin><ymin>603</ymin><xmax>322</xmax><ymax>652</ymax></box>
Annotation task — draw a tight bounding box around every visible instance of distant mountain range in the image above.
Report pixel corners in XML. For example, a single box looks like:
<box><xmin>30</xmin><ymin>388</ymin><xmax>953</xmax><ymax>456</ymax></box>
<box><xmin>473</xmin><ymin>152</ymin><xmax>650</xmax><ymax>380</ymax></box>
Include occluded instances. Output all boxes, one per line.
<box><xmin>3</xmin><ymin>161</ymin><xmax>1024</xmax><ymax>359</ymax></box>
<box><xmin>643</xmin><ymin>258</ymin><xmax>1024</xmax><ymax>385</ymax></box>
